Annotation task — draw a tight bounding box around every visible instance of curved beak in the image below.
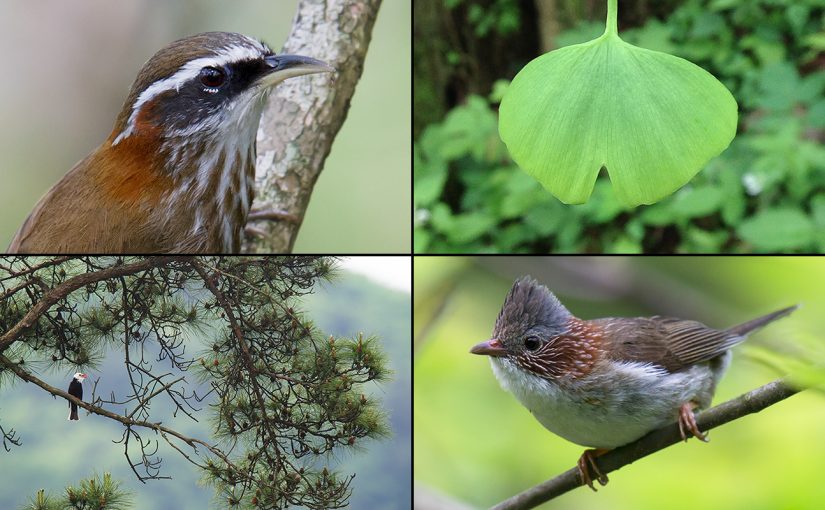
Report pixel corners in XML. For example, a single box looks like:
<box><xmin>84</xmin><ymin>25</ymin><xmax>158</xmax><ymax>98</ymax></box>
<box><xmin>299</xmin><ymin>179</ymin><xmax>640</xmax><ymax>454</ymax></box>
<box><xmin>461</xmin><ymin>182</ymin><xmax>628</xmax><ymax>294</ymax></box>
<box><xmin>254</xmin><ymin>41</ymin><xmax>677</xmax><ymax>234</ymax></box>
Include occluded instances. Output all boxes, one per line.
<box><xmin>259</xmin><ymin>54</ymin><xmax>334</xmax><ymax>87</ymax></box>
<box><xmin>470</xmin><ymin>338</ymin><xmax>507</xmax><ymax>357</ymax></box>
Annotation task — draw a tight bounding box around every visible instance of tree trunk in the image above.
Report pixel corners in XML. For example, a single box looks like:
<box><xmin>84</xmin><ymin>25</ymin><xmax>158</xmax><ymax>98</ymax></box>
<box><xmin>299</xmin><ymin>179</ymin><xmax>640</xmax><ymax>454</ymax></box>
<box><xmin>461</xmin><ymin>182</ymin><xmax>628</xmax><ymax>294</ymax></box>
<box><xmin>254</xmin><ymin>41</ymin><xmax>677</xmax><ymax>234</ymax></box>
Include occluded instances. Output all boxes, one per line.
<box><xmin>247</xmin><ymin>0</ymin><xmax>382</xmax><ymax>253</ymax></box>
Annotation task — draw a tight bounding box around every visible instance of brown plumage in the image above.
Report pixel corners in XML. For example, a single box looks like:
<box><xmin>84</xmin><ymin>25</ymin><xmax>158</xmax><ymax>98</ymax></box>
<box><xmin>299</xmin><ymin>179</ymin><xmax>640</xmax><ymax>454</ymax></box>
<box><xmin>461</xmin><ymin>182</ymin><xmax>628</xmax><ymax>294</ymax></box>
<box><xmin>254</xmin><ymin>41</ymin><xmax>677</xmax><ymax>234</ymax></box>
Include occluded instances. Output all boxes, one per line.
<box><xmin>9</xmin><ymin>32</ymin><xmax>332</xmax><ymax>253</ymax></box>
<box><xmin>592</xmin><ymin>304</ymin><xmax>799</xmax><ymax>373</ymax></box>
<box><xmin>472</xmin><ymin>276</ymin><xmax>798</xmax><ymax>490</ymax></box>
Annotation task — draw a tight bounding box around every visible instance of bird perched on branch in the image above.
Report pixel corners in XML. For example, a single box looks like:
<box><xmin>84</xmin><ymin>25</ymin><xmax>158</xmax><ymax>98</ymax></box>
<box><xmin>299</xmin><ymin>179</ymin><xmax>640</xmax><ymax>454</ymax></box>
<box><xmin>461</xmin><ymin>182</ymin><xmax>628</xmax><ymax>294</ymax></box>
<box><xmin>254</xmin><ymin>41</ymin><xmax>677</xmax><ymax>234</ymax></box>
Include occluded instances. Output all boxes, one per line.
<box><xmin>9</xmin><ymin>32</ymin><xmax>333</xmax><ymax>253</ymax></box>
<box><xmin>471</xmin><ymin>277</ymin><xmax>797</xmax><ymax>490</ymax></box>
<box><xmin>68</xmin><ymin>372</ymin><xmax>87</xmax><ymax>421</ymax></box>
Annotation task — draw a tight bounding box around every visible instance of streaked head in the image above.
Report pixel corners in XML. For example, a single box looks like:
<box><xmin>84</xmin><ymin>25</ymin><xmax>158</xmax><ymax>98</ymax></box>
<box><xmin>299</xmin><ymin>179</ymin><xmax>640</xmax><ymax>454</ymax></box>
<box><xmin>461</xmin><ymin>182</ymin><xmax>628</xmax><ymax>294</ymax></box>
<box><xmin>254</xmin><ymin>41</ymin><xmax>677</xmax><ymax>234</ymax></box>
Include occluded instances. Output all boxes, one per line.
<box><xmin>7</xmin><ymin>31</ymin><xmax>332</xmax><ymax>254</ymax></box>
<box><xmin>473</xmin><ymin>277</ymin><xmax>573</xmax><ymax>354</ymax></box>
<box><xmin>471</xmin><ymin>277</ymin><xmax>583</xmax><ymax>380</ymax></box>
<box><xmin>106</xmin><ymin>32</ymin><xmax>333</xmax><ymax>251</ymax></box>
<box><xmin>111</xmin><ymin>32</ymin><xmax>332</xmax><ymax>148</ymax></box>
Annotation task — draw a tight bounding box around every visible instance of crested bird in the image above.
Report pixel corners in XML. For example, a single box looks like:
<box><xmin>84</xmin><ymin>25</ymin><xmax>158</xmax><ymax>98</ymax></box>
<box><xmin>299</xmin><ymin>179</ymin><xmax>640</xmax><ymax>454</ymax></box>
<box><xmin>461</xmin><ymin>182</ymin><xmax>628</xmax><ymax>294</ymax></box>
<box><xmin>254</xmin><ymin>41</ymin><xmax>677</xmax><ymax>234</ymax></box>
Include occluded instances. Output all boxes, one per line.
<box><xmin>471</xmin><ymin>277</ymin><xmax>797</xmax><ymax>489</ymax></box>
<box><xmin>9</xmin><ymin>32</ymin><xmax>333</xmax><ymax>253</ymax></box>
<box><xmin>68</xmin><ymin>372</ymin><xmax>87</xmax><ymax>421</ymax></box>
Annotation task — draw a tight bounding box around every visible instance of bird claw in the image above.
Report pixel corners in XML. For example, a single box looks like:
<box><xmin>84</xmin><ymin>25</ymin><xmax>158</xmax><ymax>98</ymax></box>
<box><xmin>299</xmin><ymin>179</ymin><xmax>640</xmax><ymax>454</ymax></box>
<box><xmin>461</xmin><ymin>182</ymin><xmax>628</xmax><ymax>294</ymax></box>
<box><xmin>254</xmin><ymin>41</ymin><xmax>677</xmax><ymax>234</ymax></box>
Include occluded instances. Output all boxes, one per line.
<box><xmin>244</xmin><ymin>226</ymin><xmax>269</xmax><ymax>239</ymax></box>
<box><xmin>678</xmin><ymin>402</ymin><xmax>708</xmax><ymax>442</ymax></box>
<box><xmin>244</xmin><ymin>208</ymin><xmax>302</xmax><ymax>240</ymax></box>
<box><xmin>247</xmin><ymin>208</ymin><xmax>301</xmax><ymax>225</ymax></box>
<box><xmin>577</xmin><ymin>448</ymin><xmax>609</xmax><ymax>491</ymax></box>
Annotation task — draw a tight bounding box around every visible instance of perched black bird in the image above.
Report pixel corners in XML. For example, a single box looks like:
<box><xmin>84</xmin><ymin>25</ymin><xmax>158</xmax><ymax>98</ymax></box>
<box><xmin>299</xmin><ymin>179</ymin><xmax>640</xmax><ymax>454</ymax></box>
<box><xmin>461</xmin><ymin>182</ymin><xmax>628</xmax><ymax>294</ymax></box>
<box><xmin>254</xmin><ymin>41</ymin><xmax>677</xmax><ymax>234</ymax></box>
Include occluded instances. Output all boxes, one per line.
<box><xmin>68</xmin><ymin>372</ymin><xmax>87</xmax><ymax>421</ymax></box>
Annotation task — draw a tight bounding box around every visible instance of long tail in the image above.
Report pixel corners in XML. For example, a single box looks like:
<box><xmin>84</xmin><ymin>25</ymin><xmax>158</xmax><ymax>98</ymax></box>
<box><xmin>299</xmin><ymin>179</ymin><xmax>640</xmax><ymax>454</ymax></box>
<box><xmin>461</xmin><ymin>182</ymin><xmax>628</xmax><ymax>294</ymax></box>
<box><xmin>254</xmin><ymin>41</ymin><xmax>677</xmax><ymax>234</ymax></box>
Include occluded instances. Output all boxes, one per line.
<box><xmin>726</xmin><ymin>305</ymin><xmax>799</xmax><ymax>337</ymax></box>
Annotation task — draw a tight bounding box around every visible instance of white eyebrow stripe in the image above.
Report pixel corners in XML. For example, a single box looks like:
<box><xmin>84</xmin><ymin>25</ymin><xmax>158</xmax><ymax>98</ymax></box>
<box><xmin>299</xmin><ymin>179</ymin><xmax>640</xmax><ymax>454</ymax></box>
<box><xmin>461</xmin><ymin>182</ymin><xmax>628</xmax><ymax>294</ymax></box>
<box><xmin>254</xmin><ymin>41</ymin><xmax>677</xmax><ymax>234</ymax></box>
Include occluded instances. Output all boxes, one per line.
<box><xmin>112</xmin><ymin>42</ymin><xmax>267</xmax><ymax>146</ymax></box>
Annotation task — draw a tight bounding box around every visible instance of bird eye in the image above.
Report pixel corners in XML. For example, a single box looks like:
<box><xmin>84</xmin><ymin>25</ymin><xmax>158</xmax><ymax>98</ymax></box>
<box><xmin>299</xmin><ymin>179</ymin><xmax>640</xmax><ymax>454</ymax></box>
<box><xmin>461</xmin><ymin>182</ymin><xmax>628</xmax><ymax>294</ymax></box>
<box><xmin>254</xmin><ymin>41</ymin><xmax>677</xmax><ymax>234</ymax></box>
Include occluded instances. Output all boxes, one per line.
<box><xmin>523</xmin><ymin>336</ymin><xmax>540</xmax><ymax>351</ymax></box>
<box><xmin>199</xmin><ymin>67</ymin><xmax>226</xmax><ymax>90</ymax></box>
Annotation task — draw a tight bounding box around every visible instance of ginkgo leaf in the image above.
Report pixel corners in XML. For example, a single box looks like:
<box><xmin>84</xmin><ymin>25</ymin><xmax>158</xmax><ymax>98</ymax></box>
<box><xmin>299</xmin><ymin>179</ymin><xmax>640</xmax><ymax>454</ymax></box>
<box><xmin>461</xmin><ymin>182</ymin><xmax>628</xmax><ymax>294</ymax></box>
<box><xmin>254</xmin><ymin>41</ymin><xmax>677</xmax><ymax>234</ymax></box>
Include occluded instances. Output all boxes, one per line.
<box><xmin>498</xmin><ymin>0</ymin><xmax>738</xmax><ymax>206</ymax></box>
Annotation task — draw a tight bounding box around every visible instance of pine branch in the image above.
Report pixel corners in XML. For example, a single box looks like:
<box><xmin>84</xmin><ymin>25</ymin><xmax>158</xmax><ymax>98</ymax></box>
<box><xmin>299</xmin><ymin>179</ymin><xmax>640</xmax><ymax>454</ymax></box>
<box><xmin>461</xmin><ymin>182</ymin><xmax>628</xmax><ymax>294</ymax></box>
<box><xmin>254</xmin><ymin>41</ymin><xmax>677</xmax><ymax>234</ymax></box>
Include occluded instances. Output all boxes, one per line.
<box><xmin>491</xmin><ymin>379</ymin><xmax>800</xmax><ymax>510</ymax></box>
<box><xmin>0</xmin><ymin>256</ymin><xmax>179</xmax><ymax>354</ymax></box>
<box><xmin>0</xmin><ymin>256</ymin><xmax>389</xmax><ymax>508</ymax></box>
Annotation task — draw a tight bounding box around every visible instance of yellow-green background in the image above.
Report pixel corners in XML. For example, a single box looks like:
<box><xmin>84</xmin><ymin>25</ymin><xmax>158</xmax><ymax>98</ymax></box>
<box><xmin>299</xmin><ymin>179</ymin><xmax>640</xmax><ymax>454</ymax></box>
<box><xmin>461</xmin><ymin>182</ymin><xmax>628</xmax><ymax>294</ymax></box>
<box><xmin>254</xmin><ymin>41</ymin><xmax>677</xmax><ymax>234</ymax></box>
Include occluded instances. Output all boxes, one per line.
<box><xmin>0</xmin><ymin>0</ymin><xmax>410</xmax><ymax>253</ymax></box>
<box><xmin>415</xmin><ymin>257</ymin><xmax>825</xmax><ymax>509</ymax></box>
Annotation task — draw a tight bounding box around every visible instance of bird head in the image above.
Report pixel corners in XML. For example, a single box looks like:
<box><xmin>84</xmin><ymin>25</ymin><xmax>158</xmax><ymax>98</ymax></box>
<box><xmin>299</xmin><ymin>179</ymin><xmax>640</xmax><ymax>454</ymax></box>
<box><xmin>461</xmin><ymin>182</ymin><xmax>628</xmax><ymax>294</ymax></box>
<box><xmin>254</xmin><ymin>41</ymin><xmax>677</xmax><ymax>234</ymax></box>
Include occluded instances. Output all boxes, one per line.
<box><xmin>471</xmin><ymin>277</ymin><xmax>593</xmax><ymax>381</ymax></box>
<box><xmin>110</xmin><ymin>31</ymin><xmax>333</xmax><ymax>168</ymax></box>
<box><xmin>472</xmin><ymin>277</ymin><xmax>573</xmax><ymax>357</ymax></box>
<box><xmin>101</xmin><ymin>31</ymin><xmax>333</xmax><ymax>251</ymax></box>
<box><xmin>7</xmin><ymin>31</ymin><xmax>333</xmax><ymax>254</ymax></box>
<box><xmin>73</xmin><ymin>373</ymin><xmax>88</xmax><ymax>382</ymax></box>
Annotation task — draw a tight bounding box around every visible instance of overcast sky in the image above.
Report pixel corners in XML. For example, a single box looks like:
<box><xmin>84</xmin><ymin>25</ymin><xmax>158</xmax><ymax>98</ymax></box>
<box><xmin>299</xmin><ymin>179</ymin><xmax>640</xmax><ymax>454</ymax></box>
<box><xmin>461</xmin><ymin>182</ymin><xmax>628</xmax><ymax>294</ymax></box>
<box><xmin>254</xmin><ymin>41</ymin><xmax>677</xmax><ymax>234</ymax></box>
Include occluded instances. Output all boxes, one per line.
<box><xmin>339</xmin><ymin>256</ymin><xmax>410</xmax><ymax>293</ymax></box>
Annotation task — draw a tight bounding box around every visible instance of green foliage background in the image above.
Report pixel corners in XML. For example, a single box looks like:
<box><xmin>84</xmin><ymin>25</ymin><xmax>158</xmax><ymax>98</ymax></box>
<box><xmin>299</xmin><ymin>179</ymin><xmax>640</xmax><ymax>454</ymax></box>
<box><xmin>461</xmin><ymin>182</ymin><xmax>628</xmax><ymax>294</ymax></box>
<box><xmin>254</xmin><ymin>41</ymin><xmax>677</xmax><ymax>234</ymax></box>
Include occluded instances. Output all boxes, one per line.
<box><xmin>414</xmin><ymin>0</ymin><xmax>825</xmax><ymax>253</ymax></box>
<box><xmin>414</xmin><ymin>257</ymin><xmax>825</xmax><ymax>508</ymax></box>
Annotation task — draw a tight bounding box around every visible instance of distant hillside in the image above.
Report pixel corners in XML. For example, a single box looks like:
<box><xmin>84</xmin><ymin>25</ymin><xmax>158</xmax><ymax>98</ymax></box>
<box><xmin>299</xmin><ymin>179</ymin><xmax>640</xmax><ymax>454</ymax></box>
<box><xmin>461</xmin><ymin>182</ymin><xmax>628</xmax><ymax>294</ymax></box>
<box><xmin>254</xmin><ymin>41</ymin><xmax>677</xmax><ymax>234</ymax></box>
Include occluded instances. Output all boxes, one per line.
<box><xmin>1</xmin><ymin>268</ymin><xmax>410</xmax><ymax>510</ymax></box>
<box><xmin>306</xmin><ymin>271</ymin><xmax>412</xmax><ymax>510</ymax></box>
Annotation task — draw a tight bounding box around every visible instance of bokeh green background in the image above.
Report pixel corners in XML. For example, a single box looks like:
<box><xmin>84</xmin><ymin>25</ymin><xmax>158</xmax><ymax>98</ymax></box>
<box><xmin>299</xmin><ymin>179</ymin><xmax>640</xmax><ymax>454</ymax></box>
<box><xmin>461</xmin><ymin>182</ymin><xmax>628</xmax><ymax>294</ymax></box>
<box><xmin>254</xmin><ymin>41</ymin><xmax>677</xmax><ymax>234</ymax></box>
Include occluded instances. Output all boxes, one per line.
<box><xmin>415</xmin><ymin>257</ymin><xmax>825</xmax><ymax>508</ymax></box>
<box><xmin>0</xmin><ymin>0</ymin><xmax>410</xmax><ymax>253</ymax></box>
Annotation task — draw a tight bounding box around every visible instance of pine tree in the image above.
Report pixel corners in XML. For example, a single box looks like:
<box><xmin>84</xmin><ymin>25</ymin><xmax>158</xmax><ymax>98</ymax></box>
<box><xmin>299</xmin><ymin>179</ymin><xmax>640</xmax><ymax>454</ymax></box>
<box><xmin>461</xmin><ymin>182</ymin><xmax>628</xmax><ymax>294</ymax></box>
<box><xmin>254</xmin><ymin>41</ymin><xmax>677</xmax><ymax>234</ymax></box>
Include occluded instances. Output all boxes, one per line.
<box><xmin>1</xmin><ymin>256</ymin><xmax>390</xmax><ymax>509</ymax></box>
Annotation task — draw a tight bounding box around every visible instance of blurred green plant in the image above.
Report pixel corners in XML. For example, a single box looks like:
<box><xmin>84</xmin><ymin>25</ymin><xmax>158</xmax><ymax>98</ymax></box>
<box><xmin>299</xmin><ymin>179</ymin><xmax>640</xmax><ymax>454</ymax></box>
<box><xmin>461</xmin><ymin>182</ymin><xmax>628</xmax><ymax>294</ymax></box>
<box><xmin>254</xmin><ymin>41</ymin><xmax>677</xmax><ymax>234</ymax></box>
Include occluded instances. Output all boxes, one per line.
<box><xmin>414</xmin><ymin>0</ymin><xmax>825</xmax><ymax>253</ymax></box>
<box><xmin>444</xmin><ymin>0</ymin><xmax>520</xmax><ymax>37</ymax></box>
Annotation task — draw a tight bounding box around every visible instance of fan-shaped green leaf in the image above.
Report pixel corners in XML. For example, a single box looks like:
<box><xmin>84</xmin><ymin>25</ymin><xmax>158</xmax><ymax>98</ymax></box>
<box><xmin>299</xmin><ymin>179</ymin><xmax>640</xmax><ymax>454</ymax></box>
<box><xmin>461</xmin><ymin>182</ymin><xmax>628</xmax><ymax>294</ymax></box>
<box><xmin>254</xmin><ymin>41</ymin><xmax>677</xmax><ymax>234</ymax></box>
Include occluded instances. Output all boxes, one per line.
<box><xmin>499</xmin><ymin>0</ymin><xmax>738</xmax><ymax>206</ymax></box>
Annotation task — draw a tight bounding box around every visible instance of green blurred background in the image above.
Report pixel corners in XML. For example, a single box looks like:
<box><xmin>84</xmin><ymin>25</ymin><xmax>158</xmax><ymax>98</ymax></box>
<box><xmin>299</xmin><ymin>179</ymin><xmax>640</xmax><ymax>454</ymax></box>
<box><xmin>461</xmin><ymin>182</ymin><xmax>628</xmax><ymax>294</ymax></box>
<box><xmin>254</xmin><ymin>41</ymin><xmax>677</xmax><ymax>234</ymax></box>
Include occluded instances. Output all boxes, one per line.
<box><xmin>413</xmin><ymin>0</ymin><xmax>825</xmax><ymax>253</ymax></box>
<box><xmin>0</xmin><ymin>0</ymin><xmax>411</xmax><ymax>253</ymax></box>
<box><xmin>415</xmin><ymin>257</ymin><xmax>825</xmax><ymax>508</ymax></box>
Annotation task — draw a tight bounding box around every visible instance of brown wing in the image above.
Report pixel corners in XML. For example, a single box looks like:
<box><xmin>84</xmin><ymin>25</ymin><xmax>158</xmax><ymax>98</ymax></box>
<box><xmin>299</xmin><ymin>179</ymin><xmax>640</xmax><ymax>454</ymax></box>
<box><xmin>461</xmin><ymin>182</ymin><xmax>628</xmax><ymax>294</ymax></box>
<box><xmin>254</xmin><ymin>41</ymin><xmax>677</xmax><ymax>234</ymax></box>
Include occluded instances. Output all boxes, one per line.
<box><xmin>593</xmin><ymin>316</ymin><xmax>744</xmax><ymax>373</ymax></box>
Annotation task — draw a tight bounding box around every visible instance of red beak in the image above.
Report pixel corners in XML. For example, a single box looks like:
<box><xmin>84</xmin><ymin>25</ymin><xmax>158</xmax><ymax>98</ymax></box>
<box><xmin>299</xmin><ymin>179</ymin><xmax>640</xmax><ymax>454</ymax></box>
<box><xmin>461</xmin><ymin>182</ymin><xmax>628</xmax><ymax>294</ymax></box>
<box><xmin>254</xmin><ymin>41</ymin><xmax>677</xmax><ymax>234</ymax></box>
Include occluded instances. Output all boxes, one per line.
<box><xmin>470</xmin><ymin>338</ymin><xmax>507</xmax><ymax>357</ymax></box>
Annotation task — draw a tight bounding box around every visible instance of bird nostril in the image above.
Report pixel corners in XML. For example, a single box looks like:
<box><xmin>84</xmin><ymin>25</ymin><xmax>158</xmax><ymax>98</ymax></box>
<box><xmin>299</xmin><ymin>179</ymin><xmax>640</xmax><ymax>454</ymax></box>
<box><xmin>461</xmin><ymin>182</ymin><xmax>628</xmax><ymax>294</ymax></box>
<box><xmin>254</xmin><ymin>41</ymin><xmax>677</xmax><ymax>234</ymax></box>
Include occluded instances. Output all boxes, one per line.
<box><xmin>199</xmin><ymin>66</ymin><xmax>226</xmax><ymax>89</ymax></box>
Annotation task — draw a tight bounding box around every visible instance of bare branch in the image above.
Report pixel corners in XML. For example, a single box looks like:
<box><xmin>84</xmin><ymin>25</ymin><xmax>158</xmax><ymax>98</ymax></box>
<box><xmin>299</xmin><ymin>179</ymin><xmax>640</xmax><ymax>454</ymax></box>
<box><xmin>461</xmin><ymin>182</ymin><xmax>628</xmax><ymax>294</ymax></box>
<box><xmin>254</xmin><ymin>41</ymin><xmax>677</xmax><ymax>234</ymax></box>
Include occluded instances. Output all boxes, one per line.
<box><xmin>491</xmin><ymin>379</ymin><xmax>801</xmax><ymax>510</ymax></box>
<box><xmin>0</xmin><ymin>354</ymin><xmax>239</xmax><ymax>474</ymax></box>
<box><xmin>0</xmin><ymin>420</ymin><xmax>21</xmax><ymax>451</ymax></box>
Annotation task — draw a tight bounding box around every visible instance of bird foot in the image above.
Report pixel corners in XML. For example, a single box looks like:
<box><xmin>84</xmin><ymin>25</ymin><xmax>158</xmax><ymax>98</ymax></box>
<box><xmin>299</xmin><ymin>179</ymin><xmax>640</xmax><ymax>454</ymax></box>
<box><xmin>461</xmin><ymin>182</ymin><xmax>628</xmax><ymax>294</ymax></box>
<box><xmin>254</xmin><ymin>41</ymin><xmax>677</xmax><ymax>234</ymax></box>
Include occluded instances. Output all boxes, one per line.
<box><xmin>678</xmin><ymin>402</ymin><xmax>708</xmax><ymax>442</ymax></box>
<box><xmin>247</xmin><ymin>208</ymin><xmax>301</xmax><ymax>225</ymax></box>
<box><xmin>244</xmin><ymin>225</ymin><xmax>269</xmax><ymax>239</ymax></box>
<box><xmin>577</xmin><ymin>448</ymin><xmax>610</xmax><ymax>491</ymax></box>
<box><xmin>244</xmin><ymin>208</ymin><xmax>302</xmax><ymax>239</ymax></box>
